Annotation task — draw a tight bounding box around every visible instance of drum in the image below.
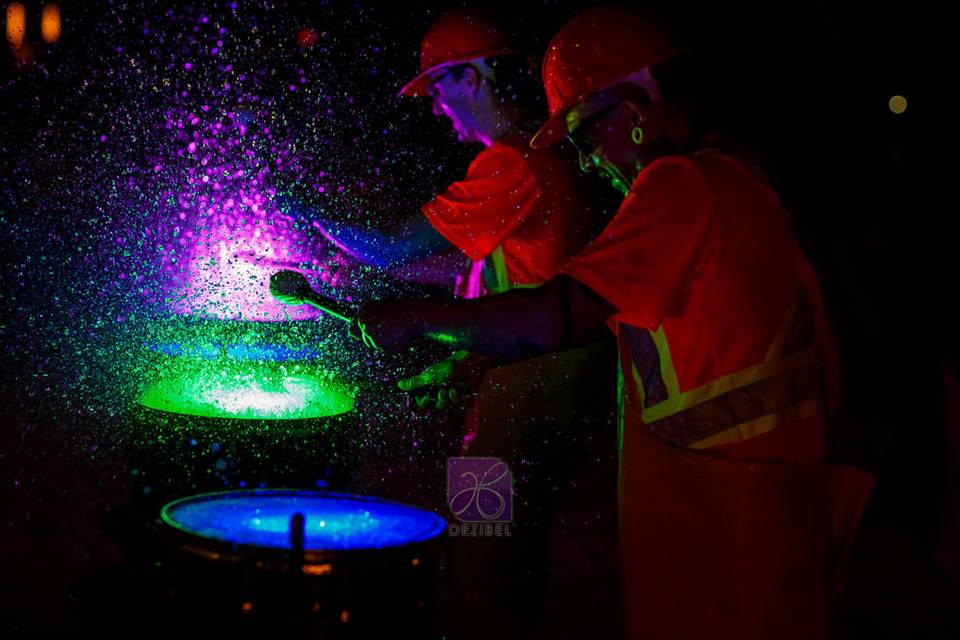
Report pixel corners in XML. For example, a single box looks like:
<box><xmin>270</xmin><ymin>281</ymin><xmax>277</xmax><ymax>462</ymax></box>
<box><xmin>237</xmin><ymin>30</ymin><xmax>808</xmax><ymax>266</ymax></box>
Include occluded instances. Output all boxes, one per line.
<box><xmin>117</xmin><ymin>314</ymin><xmax>447</xmax><ymax>504</ymax></box>
<box><xmin>150</xmin><ymin>489</ymin><xmax>447</xmax><ymax>637</ymax></box>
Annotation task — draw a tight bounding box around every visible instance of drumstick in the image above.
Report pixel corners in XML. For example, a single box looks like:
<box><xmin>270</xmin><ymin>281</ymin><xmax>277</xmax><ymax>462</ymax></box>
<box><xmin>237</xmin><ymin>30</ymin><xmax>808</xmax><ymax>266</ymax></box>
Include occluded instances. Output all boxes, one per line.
<box><xmin>269</xmin><ymin>270</ymin><xmax>354</xmax><ymax>324</ymax></box>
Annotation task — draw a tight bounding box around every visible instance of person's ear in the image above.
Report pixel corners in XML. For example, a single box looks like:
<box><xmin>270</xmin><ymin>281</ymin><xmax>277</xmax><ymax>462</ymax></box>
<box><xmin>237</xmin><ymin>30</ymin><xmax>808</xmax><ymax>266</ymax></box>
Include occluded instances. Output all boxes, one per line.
<box><xmin>622</xmin><ymin>100</ymin><xmax>647</xmax><ymax>127</ymax></box>
<box><xmin>461</xmin><ymin>66</ymin><xmax>482</xmax><ymax>96</ymax></box>
<box><xmin>621</xmin><ymin>100</ymin><xmax>652</xmax><ymax>147</ymax></box>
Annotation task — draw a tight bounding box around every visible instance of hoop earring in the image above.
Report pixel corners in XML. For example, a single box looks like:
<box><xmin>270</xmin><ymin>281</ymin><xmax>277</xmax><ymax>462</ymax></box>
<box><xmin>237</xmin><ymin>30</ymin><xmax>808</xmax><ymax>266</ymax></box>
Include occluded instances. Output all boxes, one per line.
<box><xmin>631</xmin><ymin>127</ymin><xmax>644</xmax><ymax>145</ymax></box>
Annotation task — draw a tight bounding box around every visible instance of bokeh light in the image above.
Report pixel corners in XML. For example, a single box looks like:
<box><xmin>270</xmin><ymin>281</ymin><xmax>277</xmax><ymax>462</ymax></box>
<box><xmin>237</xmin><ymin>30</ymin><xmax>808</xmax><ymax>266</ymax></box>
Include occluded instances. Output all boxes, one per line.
<box><xmin>888</xmin><ymin>94</ymin><xmax>907</xmax><ymax>114</ymax></box>
<box><xmin>41</xmin><ymin>3</ymin><xmax>61</xmax><ymax>44</ymax></box>
<box><xmin>6</xmin><ymin>2</ymin><xmax>26</xmax><ymax>50</ymax></box>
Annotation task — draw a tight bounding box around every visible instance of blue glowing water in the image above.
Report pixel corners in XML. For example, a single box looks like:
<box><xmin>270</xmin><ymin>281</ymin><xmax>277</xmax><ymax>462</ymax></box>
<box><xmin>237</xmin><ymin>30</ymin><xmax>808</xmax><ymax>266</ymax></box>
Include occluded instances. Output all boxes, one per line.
<box><xmin>161</xmin><ymin>490</ymin><xmax>446</xmax><ymax>550</ymax></box>
<box><xmin>147</xmin><ymin>341</ymin><xmax>323</xmax><ymax>361</ymax></box>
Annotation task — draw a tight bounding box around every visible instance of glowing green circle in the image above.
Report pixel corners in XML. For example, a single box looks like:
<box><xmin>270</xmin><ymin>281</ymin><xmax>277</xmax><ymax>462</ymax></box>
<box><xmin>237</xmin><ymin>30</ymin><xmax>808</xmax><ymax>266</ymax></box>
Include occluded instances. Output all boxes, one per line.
<box><xmin>138</xmin><ymin>360</ymin><xmax>355</xmax><ymax>420</ymax></box>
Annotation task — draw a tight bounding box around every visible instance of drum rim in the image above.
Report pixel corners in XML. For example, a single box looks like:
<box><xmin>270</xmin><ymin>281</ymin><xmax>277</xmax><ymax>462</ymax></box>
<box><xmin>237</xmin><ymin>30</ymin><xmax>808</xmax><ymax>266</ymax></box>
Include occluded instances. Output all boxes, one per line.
<box><xmin>158</xmin><ymin>488</ymin><xmax>447</xmax><ymax>563</ymax></box>
<box><xmin>128</xmin><ymin>402</ymin><xmax>353</xmax><ymax>436</ymax></box>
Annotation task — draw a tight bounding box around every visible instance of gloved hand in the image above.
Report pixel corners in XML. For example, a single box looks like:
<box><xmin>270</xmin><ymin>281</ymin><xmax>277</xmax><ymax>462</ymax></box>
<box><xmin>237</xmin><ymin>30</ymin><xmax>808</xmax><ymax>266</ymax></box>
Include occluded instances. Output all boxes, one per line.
<box><xmin>398</xmin><ymin>350</ymin><xmax>492</xmax><ymax>410</ymax></box>
<box><xmin>348</xmin><ymin>315</ymin><xmax>383</xmax><ymax>351</ymax></box>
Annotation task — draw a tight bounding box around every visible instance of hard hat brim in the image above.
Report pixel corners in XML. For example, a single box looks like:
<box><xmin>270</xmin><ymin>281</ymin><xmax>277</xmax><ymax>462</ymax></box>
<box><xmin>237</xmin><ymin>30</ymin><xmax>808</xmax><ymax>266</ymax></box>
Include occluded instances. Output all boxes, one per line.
<box><xmin>398</xmin><ymin>48</ymin><xmax>522</xmax><ymax>97</ymax></box>
<box><xmin>532</xmin><ymin>60</ymin><xmax>685</xmax><ymax>149</ymax></box>
<box><xmin>530</xmin><ymin>109</ymin><xmax>573</xmax><ymax>149</ymax></box>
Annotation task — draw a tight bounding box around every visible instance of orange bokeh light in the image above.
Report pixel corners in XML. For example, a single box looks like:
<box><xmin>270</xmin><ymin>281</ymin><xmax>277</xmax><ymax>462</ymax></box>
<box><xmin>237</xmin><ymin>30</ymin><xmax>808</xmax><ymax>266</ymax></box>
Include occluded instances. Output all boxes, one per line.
<box><xmin>42</xmin><ymin>3</ymin><xmax>61</xmax><ymax>44</ymax></box>
<box><xmin>6</xmin><ymin>2</ymin><xmax>26</xmax><ymax>50</ymax></box>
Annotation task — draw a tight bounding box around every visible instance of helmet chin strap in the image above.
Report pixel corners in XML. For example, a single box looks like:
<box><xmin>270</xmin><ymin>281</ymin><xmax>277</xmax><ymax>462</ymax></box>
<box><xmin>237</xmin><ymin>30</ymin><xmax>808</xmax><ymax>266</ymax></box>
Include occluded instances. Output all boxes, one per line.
<box><xmin>600</xmin><ymin>162</ymin><xmax>632</xmax><ymax>197</ymax></box>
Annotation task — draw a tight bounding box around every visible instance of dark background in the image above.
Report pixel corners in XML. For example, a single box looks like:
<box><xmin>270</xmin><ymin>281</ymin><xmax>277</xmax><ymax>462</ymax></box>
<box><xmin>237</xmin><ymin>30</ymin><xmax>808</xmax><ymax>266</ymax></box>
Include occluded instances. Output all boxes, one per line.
<box><xmin>1</xmin><ymin>0</ymin><xmax>951</xmax><ymax>636</ymax></box>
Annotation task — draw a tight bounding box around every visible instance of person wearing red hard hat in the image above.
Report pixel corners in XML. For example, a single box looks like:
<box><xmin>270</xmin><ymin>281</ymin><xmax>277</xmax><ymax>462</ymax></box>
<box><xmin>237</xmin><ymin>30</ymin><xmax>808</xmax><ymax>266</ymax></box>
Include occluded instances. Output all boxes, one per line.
<box><xmin>299</xmin><ymin>8</ymin><xmax>613</xmax><ymax>408</ymax></box>
<box><xmin>289</xmin><ymin>9</ymin><xmax>617</xmax><ymax>638</ymax></box>
<box><xmin>306</xmin><ymin>9</ymin><xmax>603</xmax><ymax>300</ymax></box>
<box><xmin>355</xmin><ymin>6</ymin><xmax>876</xmax><ymax>638</ymax></box>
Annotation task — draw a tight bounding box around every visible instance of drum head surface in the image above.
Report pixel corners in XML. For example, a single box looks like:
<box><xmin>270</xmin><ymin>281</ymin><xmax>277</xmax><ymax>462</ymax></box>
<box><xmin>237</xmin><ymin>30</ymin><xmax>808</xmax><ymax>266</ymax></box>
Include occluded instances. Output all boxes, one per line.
<box><xmin>161</xmin><ymin>490</ymin><xmax>446</xmax><ymax>550</ymax></box>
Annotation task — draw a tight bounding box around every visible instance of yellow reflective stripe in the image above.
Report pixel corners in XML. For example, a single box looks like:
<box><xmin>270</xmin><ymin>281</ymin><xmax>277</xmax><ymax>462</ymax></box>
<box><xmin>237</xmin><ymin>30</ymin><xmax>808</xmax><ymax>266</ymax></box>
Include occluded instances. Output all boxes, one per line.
<box><xmin>687</xmin><ymin>397</ymin><xmax>823</xmax><ymax>450</ymax></box>
<box><xmin>640</xmin><ymin>347</ymin><xmax>821</xmax><ymax>423</ymax></box>
<box><xmin>617</xmin><ymin>362</ymin><xmax>625</xmax><ymax>454</ymax></box>
<box><xmin>650</xmin><ymin>324</ymin><xmax>681</xmax><ymax>396</ymax></box>
<box><xmin>484</xmin><ymin>245</ymin><xmax>538</xmax><ymax>293</ymax></box>
<box><xmin>626</xmin><ymin>343</ymin><xmax>648</xmax><ymax>410</ymax></box>
<box><xmin>487</xmin><ymin>245</ymin><xmax>511</xmax><ymax>294</ymax></box>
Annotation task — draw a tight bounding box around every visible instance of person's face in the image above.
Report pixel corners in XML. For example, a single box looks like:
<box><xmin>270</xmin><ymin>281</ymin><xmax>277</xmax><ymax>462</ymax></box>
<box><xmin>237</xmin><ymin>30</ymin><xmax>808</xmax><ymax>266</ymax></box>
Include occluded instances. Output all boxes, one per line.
<box><xmin>428</xmin><ymin>66</ymin><xmax>483</xmax><ymax>144</ymax></box>
<box><xmin>567</xmin><ymin>101</ymin><xmax>646</xmax><ymax>197</ymax></box>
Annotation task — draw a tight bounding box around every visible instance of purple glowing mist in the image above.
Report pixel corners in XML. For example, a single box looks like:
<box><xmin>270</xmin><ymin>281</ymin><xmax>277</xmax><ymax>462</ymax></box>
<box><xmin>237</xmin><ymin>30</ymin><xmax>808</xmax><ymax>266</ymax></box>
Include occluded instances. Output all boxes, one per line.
<box><xmin>147</xmin><ymin>50</ymin><xmax>348</xmax><ymax>321</ymax></box>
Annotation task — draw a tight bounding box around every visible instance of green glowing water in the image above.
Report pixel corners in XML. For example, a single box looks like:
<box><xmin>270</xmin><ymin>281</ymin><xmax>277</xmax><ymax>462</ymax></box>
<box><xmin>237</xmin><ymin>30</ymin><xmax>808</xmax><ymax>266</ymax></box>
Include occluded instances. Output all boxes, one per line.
<box><xmin>139</xmin><ymin>359</ymin><xmax>355</xmax><ymax>420</ymax></box>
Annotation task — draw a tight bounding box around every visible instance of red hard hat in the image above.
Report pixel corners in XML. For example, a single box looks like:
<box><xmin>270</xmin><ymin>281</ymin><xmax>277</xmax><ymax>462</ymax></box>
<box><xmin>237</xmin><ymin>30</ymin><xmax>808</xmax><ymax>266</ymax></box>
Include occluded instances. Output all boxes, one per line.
<box><xmin>531</xmin><ymin>6</ymin><xmax>684</xmax><ymax>148</ymax></box>
<box><xmin>399</xmin><ymin>10</ymin><xmax>521</xmax><ymax>97</ymax></box>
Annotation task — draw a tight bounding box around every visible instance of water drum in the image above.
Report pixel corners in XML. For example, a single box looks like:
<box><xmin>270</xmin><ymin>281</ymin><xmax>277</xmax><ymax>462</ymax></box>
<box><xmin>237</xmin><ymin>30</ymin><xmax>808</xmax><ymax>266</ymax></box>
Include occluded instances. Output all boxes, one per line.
<box><xmin>152</xmin><ymin>489</ymin><xmax>447</xmax><ymax>637</ymax></box>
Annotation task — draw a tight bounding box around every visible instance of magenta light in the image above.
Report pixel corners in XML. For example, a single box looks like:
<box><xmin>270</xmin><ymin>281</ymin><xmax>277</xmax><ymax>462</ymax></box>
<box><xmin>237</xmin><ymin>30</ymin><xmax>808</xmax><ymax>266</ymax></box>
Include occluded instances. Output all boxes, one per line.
<box><xmin>151</xmin><ymin>100</ymin><xmax>343</xmax><ymax>321</ymax></box>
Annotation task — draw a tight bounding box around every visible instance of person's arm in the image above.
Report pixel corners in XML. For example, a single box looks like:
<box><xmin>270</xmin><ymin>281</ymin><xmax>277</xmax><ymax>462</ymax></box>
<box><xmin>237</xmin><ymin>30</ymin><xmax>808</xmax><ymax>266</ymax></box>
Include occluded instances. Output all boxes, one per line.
<box><xmin>357</xmin><ymin>275</ymin><xmax>614</xmax><ymax>361</ymax></box>
<box><xmin>312</xmin><ymin>214</ymin><xmax>452</xmax><ymax>269</ymax></box>
<box><xmin>276</xmin><ymin>192</ymin><xmax>452</xmax><ymax>267</ymax></box>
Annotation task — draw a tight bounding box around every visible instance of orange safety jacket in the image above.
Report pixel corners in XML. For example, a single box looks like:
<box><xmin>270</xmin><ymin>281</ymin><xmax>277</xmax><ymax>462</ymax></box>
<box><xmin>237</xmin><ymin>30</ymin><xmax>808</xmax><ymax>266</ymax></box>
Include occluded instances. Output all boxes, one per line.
<box><xmin>564</xmin><ymin>148</ymin><xmax>875</xmax><ymax>639</ymax></box>
<box><xmin>620</xmin><ymin>251</ymin><xmax>832</xmax><ymax>457</ymax></box>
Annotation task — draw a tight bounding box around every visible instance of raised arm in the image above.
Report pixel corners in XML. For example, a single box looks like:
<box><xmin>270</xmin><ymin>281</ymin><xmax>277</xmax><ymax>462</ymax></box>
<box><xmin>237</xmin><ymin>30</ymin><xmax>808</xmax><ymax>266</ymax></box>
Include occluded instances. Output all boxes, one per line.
<box><xmin>315</xmin><ymin>213</ymin><xmax>452</xmax><ymax>268</ymax></box>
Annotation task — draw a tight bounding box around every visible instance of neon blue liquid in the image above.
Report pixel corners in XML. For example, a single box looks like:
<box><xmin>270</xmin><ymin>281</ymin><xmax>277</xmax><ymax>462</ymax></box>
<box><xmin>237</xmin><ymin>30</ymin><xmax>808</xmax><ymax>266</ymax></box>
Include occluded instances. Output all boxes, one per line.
<box><xmin>161</xmin><ymin>490</ymin><xmax>446</xmax><ymax>550</ymax></box>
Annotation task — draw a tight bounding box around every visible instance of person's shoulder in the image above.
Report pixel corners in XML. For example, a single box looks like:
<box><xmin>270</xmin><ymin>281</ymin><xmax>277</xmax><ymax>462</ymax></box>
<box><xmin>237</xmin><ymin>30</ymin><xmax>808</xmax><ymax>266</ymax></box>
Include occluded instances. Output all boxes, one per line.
<box><xmin>631</xmin><ymin>153</ymin><xmax>710</xmax><ymax>200</ymax></box>
<box><xmin>693</xmin><ymin>136</ymin><xmax>777</xmax><ymax>185</ymax></box>
<box><xmin>471</xmin><ymin>136</ymin><xmax>536</xmax><ymax>176</ymax></box>
<box><xmin>487</xmin><ymin>133</ymin><xmax>535</xmax><ymax>161</ymax></box>
<box><xmin>643</xmin><ymin>153</ymin><xmax>704</xmax><ymax>177</ymax></box>
<box><xmin>494</xmin><ymin>133</ymin><xmax>582</xmax><ymax>181</ymax></box>
<box><xmin>497</xmin><ymin>134</ymin><xmax>567</xmax><ymax>162</ymax></box>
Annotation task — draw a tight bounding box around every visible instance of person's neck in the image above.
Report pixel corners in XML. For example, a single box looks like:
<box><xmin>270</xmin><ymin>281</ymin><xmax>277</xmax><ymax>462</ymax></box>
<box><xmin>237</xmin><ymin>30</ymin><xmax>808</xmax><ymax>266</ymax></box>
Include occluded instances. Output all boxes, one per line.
<box><xmin>475</xmin><ymin>108</ymin><xmax>521</xmax><ymax>148</ymax></box>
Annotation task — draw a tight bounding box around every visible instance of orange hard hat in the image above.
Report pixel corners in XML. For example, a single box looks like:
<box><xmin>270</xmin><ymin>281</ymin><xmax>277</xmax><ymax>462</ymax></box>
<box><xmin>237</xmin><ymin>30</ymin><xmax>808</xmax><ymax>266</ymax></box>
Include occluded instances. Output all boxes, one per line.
<box><xmin>531</xmin><ymin>6</ymin><xmax>684</xmax><ymax>148</ymax></box>
<box><xmin>399</xmin><ymin>10</ymin><xmax>521</xmax><ymax>97</ymax></box>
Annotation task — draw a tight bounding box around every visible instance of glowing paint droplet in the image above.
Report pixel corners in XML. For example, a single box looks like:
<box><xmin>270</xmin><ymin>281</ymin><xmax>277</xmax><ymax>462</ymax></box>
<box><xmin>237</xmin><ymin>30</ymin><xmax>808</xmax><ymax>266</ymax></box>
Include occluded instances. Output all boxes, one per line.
<box><xmin>888</xmin><ymin>95</ymin><xmax>907</xmax><ymax>114</ymax></box>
